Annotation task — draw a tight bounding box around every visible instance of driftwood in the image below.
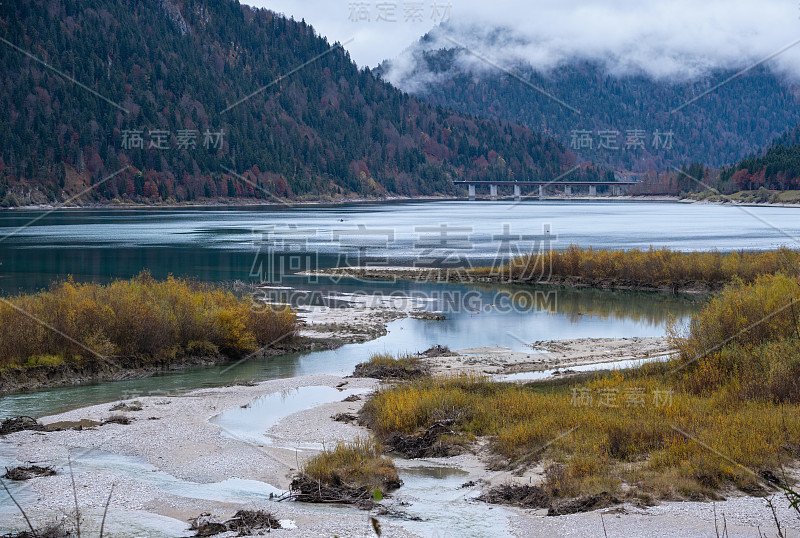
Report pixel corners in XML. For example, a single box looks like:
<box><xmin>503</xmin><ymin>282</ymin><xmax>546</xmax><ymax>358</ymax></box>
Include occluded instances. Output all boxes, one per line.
<box><xmin>102</xmin><ymin>414</ymin><xmax>132</xmax><ymax>425</ymax></box>
<box><xmin>0</xmin><ymin>416</ymin><xmax>45</xmax><ymax>435</ymax></box>
<box><xmin>189</xmin><ymin>510</ymin><xmax>280</xmax><ymax>536</ymax></box>
<box><xmin>286</xmin><ymin>475</ymin><xmax>375</xmax><ymax>506</ymax></box>
<box><xmin>352</xmin><ymin>360</ymin><xmax>430</xmax><ymax>380</ymax></box>
<box><xmin>383</xmin><ymin>420</ymin><xmax>456</xmax><ymax>458</ymax></box>
<box><xmin>478</xmin><ymin>484</ymin><xmax>621</xmax><ymax>516</ymax></box>
<box><xmin>478</xmin><ymin>484</ymin><xmax>551</xmax><ymax>509</ymax></box>
<box><xmin>109</xmin><ymin>401</ymin><xmax>143</xmax><ymax>412</ymax></box>
<box><xmin>0</xmin><ymin>523</ymin><xmax>70</xmax><ymax>538</ymax></box>
<box><xmin>419</xmin><ymin>345</ymin><xmax>451</xmax><ymax>357</ymax></box>
<box><xmin>547</xmin><ymin>492</ymin><xmax>620</xmax><ymax>515</ymax></box>
<box><xmin>4</xmin><ymin>465</ymin><xmax>56</xmax><ymax>481</ymax></box>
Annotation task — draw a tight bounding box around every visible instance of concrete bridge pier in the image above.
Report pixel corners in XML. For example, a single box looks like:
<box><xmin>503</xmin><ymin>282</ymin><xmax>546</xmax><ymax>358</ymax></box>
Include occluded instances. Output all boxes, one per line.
<box><xmin>565</xmin><ymin>185</ymin><xmax>572</xmax><ymax>196</ymax></box>
<box><xmin>589</xmin><ymin>185</ymin><xmax>597</xmax><ymax>196</ymax></box>
<box><xmin>468</xmin><ymin>184</ymin><xmax>476</xmax><ymax>200</ymax></box>
<box><xmin>514</xmin><ymin>184</ymin><xmax>521</xmax><ymax>201</ymax></box>
<box><xmin>539</xmin><ymin>185</ymin><xmax>544</xmax><ymax>199</ymax></box>
<box><xmin>490</xmin><ymin>184</ymin><xmax>498</xmax><ymax>198</ymax></box>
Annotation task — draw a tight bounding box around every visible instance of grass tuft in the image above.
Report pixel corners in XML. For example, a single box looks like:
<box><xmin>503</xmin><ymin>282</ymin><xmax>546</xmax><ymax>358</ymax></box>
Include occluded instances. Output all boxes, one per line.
<box><xmin>481</xmin><ymin>245</ymin><xmax>800</xmax><ymax>287</ymax></box>
<box><xmin>293</xmin><ymin>438</ymin><xmax>401</xmax><ymax>503</ymax></box>
<box><xmin>670</xmin><ymin>273</ymin><xmax>800</xmax><ymax>402</ymax></box>
<box><xmin>362</xmin><ymin>367</ymin><xmax>800</xmax><ymax>502</ymax></box>
<box><xmin>353</xmin><ymin>352</ymin><xmax>430</xmax><ymax>379</ymax></box>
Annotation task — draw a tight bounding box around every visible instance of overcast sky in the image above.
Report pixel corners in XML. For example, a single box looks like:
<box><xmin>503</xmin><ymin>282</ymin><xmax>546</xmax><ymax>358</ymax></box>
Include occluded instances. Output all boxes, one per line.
<box><xmin>248</xmin><ymin>0</ymin><xmax>800</xmax><ymax>81</ymax></box>
<box><xmin>248</xmin><ymin>0</ymin><xmax>445</xmax><ymax>66</ymax></box>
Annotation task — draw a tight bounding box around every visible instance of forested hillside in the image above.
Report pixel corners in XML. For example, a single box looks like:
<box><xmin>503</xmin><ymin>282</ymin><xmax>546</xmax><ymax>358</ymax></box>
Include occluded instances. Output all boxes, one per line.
<box><xmin>380</xmin><ymin>39</ymin><xmax>800</xmax><ymax>173</ymax></box>
<box><xmin>718</xmin><ymin>140</ymin><xmax>800</xmax><ymax>192</ymax></box>
<box><xmin>0</xmin><ymin>0</ymin><xmax>594</xmax><ymax>206</ymax></box>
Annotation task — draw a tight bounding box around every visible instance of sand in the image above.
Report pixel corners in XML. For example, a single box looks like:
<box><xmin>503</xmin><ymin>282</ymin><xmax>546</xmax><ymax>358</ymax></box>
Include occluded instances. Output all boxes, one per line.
<box><xmin>1</xmin><ymin>297</ymin><xmax>797</xmax><ymax>537</ymax></box>
<box><xmin>2</xmin><ymin>366</ymin><xmax>799</xmax><ymax>537</ymax></box>
<box><xmin>421</xmin><ymin>337</ymin><xmax>673</xmax><ymax>377</ymax></box>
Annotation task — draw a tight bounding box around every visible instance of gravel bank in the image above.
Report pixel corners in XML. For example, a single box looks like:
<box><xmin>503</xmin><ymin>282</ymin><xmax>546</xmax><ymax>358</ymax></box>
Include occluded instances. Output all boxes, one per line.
<box><xmin>0</xmin><ymin>374</ymin><xmax>415</xmax><ymax>537</ymax></box>
<box><xmin>2</xmin><ymin>370</ymin><xmax>799</xmax><ymax>537</ymax></box>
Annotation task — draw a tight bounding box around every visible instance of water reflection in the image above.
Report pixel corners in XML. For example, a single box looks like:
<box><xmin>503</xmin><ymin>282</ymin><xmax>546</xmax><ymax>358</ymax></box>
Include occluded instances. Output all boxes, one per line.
<box><xmin>212</xmin><ymin>385</ymin><xmax>370</xmax><ymax>447</ymax></box>
<box><xmin>497</xmin><ymin>282</ymin><xmax>701</xmax><ymax>324</ymax></box>
<box><xmin>0</xmin><ymin>277</ymin><xmax>700</xmax><ymax>418</ymax></box>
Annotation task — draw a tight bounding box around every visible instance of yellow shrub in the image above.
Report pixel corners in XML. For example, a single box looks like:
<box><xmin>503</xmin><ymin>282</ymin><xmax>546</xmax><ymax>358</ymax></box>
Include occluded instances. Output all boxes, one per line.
<box><xmin>0</xmin><ymin>273</ymin><xmax>298</xmax><ymax>367</ymax></box>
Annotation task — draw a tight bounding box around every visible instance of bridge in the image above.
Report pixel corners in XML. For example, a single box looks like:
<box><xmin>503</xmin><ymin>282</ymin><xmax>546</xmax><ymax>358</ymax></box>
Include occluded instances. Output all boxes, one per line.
<box><xmin>453</xmin><ymin>180</ymin><xmax>639</xmax><ymax>200</ymax></box>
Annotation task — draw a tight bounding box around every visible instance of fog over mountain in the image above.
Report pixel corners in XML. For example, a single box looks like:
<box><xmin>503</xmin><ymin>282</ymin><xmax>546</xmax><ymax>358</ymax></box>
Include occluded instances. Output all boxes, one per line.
<box><xmin>356</xmin><ymin>1</ymin><xmax>800</xmax><ymax>172</ymax></box>
<box><xmin>382</xmin><ymin>3</ymin><xmax>800</xmax><ymax>92</ymax></box>
<box><xmin>257</xmin><ymin>0</ymin><xmax>800</xmax><ymax>81</ymax></box>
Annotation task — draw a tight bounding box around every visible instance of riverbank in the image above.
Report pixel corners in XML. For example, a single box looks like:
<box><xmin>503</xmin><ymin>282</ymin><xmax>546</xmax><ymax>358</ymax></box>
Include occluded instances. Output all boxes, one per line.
<box><xmin>306</xmin><ymin>268</ymin><xmax>724</xmax><ymax>295</ymax></box>
<box><xmin>0</xmin><ymin>373</ymin><xmax>412</xmax><ymax>537</ymax></box>
<box><xmin>1</xmin><ymin>274</ymin><xmax>796</xmax><ymax>535</ymax></box>
<box><xmin>415</xmin><ymin>337</ymin><xmax>672</xmax><ymax>377</ymax></box>
<box><xmin>0</xmin><ymin>283</ymin><xmax>447</xmax><ymax>395</ymax></box>
<box><xmin>0</xmin><ymin>193</ymin><xmax>681</xmax><ymax>211</ymax></box>
<box><xmin>687</xmin><ymin>188</ymin><xmax>800</xmax><ymax>207</ymax></box>
<box><xmin>2</xmin><ymin>353</ymin><xmax>798</xmax><ymax>537</ymax></box>
<box><xmin>1</xmin><ymin>194</ymin><xmax>457</xmax><ymax>210</ymax></box>
<box><xmin>9</xmin><ymin>192</ymin><xmax>800</xmax><ymax>210</ymax></box>
<box><xmin>0</xmin><ymin>276</ymin><xmax>297</xmax><ymax>395</ymax></box>
<box><xmin>306</xmin><ymin>246</ymin><xmax>800</xmax><ymax>295</ymax></box>
<box><xmin>0</xmin><ymin>338</ymin><xmax>316</xmax><ymax>395</ymax></box>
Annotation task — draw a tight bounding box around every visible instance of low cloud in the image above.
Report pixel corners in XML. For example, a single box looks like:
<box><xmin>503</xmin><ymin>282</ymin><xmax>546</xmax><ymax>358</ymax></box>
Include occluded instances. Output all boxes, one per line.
<box><xmin>386</xmin><ymin>1</ymin><xmax>800</xmax><ymax>89</ymax></box>
<box><xmin>250</xmin><ymin>1</ymin><xmax>800</xmax><ymax>88</ymax></box>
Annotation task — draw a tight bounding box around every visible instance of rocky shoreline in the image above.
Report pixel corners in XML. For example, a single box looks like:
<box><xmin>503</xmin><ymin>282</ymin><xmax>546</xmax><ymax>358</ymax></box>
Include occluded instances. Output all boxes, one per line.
<box><xmin>2</xmin><ymin>351</ymin><xmax>799</xmax><ymax>537</ymax></box>
<box><xmin>8</xmin><ymin>193</ymin><xmax>800</xmax><ymax>211</ymax></box>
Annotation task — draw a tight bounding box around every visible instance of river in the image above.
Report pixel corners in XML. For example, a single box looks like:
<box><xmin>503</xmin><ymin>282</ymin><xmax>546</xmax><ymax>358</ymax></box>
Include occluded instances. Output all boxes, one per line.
<box><xmin>1</xmin><ymin>199</ymin><xmax>794</xmax><ymax>413</ymax></box>
<box><xmin>0</xmin><ymin>200</ymin><xmax>793</xmax><ymax>536</ymax></box>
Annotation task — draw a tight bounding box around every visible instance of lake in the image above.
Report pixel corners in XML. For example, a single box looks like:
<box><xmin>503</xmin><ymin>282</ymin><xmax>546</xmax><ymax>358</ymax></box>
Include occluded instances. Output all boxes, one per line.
<box><xmin>1</xmin><ymin>199</ymin><xmax>798</xmax><ymax>294</ymax></box>
<box><xmin>1</xmin><ymin>199</ymin><xmax>794</xmax><ymax>536</ymax></box>
<box><xmin>0</xmin><ymin>198</ymin><xmax>793</xmax><ymax>416</ymax></box>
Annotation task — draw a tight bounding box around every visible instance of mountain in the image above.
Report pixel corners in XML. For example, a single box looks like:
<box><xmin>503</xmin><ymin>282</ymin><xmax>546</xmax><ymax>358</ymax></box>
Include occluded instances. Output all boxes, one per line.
<box><xmin>0</xmin><ymin>0</ymin><xmax>595</xmax><ymax>206</ymax></box>
<box><xmin>378</xmin><ymin>30</ymin><xmax>800</xmax><ymax>173</ymax></box>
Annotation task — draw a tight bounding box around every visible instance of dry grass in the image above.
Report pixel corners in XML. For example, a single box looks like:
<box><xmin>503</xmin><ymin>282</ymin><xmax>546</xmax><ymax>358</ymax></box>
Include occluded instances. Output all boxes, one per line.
<box><xmin>361</xmin><ymin>274</ymin><xmax>800</xmax><ymax>502</ymax></box>
<box><xmin>300</xmin><ymin>438</ymin><xmax>400</xmax><ymax>495</ymax></box>
<box><xmin>0</xmin><ymin>272</ymin><xmax>298</xmax><ymax>368</ymax></box>
<box><xmin>356</xmin><ymin>266</ymin><xmax>800</xmax><ymax>506</ymax></box>
<box><xmin>670</xmin><ymin>273</ymin><xmax>800</xmax><ymax>402</ymax></box>
<box><xmin>364</xmin><ymin>272</ymin><xmax>800</xmax><ymax>502</ymax></box>
<box><xmin>479</xmin><ymin>245</ymin><xmax>800</xmax><ymax>287</ymax></box>
<box><xmin>362</xmin><ymin>369</ymin><xmax>800</xmax><ymax>501</ymax></box>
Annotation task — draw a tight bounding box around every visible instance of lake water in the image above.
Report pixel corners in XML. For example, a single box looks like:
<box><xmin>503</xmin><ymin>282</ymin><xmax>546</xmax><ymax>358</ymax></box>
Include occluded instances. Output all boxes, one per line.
<box><xmin>1</xmin><ymin>199</ymin><xmax>798</xmax><ymax>293</ymax></box>
<box><xmin>0</xmin><ymin>278</ymin><xmax>698</xmax><ymax>417</ymax></box>
<box><xmin>1</xmin><ymin>199</ymin><xmax>794</xmax><ymax>415</ymax></box>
